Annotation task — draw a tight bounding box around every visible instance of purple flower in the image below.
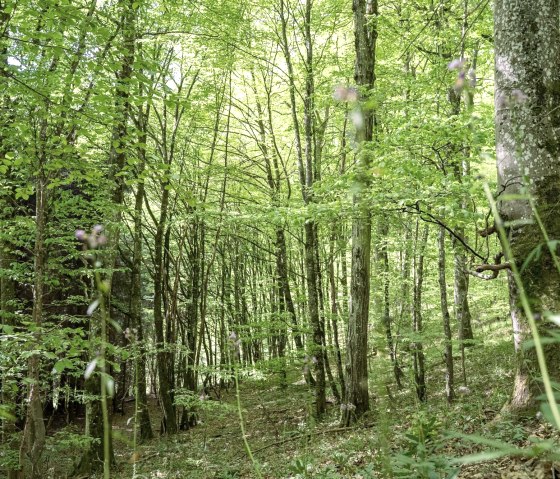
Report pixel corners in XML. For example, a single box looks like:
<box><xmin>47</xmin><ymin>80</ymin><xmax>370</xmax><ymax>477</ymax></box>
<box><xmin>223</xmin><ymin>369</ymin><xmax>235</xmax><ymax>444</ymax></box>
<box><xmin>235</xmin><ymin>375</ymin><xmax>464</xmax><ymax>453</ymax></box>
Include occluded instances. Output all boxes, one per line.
<box><xmin>92</xmin><ymin>224</ymin><xmax>104</xmax><ymax>234</ymax></box>
<box><xmin>75</xmin><ymin>229</ymin><xmax>86</xmax><ymax>241</ymax></box>
<box><xmin>448</xmin><ymin>58</ymin><xmax>466</xmax><ymax>70</ymax></box>
<box><xmin>333</xmin><ymin>85</ymin><xmax>358</xmax><ymax>102</ymax></box>
<box><xmin>454</xmin><ymin>71</ymin><xmax>466</xmax><ymax>92</ymax></box>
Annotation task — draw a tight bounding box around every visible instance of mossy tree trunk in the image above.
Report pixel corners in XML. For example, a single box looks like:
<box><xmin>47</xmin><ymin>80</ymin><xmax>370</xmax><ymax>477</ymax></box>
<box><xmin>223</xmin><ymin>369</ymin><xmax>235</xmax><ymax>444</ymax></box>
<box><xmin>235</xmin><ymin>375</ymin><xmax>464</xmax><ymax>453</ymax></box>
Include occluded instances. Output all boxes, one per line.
<box><xmin>494</xmin><ymin>0</ymin><xmax>560</xmax><ymax>413</ymax></box>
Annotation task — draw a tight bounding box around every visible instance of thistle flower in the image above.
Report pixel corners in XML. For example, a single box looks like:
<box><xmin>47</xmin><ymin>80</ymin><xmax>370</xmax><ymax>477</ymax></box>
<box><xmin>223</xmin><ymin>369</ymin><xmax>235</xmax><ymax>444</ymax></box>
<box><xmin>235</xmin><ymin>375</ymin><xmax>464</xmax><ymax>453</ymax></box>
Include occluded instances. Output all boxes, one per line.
<box><xmin>448</xmin><ymin>58</ymin><xmax>466</xmax><ymax>70</ymax></box>
<box><xmin>333</xmin><ymin>85</ymin><xmax>359</xmax><ymax>102</ymax></box>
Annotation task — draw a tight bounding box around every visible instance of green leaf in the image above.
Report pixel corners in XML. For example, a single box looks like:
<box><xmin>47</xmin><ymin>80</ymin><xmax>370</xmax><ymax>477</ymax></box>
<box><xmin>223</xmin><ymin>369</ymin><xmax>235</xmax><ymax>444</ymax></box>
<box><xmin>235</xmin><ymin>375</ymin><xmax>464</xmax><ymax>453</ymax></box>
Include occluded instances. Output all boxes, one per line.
<box><xmin>52</xmin><ymin>358</ymin><xmax>74</xmax><ymax>374</ymax></box>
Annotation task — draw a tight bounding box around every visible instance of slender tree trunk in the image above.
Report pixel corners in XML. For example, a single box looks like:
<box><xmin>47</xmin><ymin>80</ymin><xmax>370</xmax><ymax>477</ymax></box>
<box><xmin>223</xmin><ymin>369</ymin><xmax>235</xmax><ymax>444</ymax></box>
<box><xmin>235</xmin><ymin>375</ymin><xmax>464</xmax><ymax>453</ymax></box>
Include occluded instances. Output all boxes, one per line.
<box><xmin>279</xmin><ymin>0</ymin><xmax>325</xmax><ymax>416</ymax></box>
<box><xmin>395</xmin><ymin>226</ymin><xmax>411</xmax><ymax>391</ymax></box>
<box><xmin>450</xmin><ymin>1</ymin><xmax>475</xmax><ymax>345</ymax></box>
<box><xmin>438</xmin><ymin>226</ymin><xmax>454</xmax><ymax>403</ymax></box>
<box><xmin>180</xmin><ymin>221</ymin><xmax>200</xmax><ymax>429</ymax></box>
<box><xmin>412</xmin><ymin>221</ymin><xmax>429</xmax><ymax>403</ymax></box>
<box><xmin>154</xmin><ymin>182</ymin><xmax>176</xmax><ymax>433</ymax></box>
<box><xmin>328</xmin><ymin>233</ymin><xmax>346</xmax><ymax>399</ymax></box>
<box><xmin>19</xmin><ymin>145</ymin><xmax>47</xmax><ymax>479</ymax></box>
<box><xmin>276</xmin><ymin>229</ymin><xmax>304</xmax><ymax>351</ymax></box>
<box><xmin>377</xmin><ymin>222</ymin><xmax>403</xmax><ymax>388</ymax></box>
<box><xmin>131</xmin><ymin>117</ymin><xmax>154</xmax><ymax>439</ymax></box>
<box><xmin>316</xmin><ymin>240</ymin><xmax>340</xmax><ymax>403</ymax></box>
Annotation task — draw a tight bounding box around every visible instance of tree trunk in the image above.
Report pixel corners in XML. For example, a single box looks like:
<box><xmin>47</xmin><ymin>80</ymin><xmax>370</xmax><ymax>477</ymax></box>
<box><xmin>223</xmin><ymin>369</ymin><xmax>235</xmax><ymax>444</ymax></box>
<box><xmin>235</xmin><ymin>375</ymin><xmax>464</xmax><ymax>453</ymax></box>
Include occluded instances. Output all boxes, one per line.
<box><xmin>412</xmin><ymin>221</ymin><xmax>429</xmax><ymax>403</ymax></box>
<box><xmin>180</xmin><ymin>220</ymin><xmax>200</xmax><ymax>429</ymax></box>
<box><xmin>494</xmin><ymin>0</ymin><xmax>560</xmax><ymax>413</ymax></box>
<box><xmin>342</xmin><ymin>0</ymin><xmax>378</xmax><ymax>426</ymax></box>
<box><xmin>154</xmin><ymin>189</ymin><xmax>177</xmax><ymax>434</ymax></box>
<box><xmin>19</xmin><ymin>150</ymin><xmax>47</xmax><ymax>479</ymax></box>
<box><xmin>438</xmin><ymin>226</ymin><xmax>454</xmax><ymax>403</ymax></box>
<box><xmin>377</xmin><ymin>222</ymin><xmax>403</xmax><ymax>389</ymax></box>
<box><xmin>279</xmin><ymin>0</ymin><xmax>325</xmax><ymax>417</ymax></box>
<box><xmin>131</xmin><ymin>114</ymin><xmax>154</xmax><ymax>439</ymax></box>
<box><xmin>328</xmin><ymin>232</ymin><xmax>346</xmax><ymax>399</ymax></box>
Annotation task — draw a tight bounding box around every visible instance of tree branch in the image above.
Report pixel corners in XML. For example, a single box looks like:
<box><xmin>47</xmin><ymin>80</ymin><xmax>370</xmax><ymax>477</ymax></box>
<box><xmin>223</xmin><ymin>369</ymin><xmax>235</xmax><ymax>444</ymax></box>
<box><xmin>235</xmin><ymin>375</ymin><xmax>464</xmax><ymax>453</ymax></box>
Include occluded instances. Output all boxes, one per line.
<box><xmin>406</xmin><ymin>203</ymin><xmax>487</xmax><ymax>262</ymax></box>
<box><xmin>469</xmin><ymin>252</ymin><xmax>509</xmax><ymax>280</ymax></box>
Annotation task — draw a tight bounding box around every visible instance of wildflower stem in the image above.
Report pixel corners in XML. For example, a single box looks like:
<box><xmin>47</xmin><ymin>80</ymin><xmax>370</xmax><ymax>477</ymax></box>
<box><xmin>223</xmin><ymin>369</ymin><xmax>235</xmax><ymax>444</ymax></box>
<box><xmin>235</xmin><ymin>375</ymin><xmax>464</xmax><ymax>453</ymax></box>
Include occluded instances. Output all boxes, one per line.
<box><xmin>232</xmin><ymin>356</ymin><xmax>262</xmax><ymax>478</ymax></box>
<box><xmin>95</xmin><ymin>269</ymin><xmax>111</xmax><ymax>479</ymax></box>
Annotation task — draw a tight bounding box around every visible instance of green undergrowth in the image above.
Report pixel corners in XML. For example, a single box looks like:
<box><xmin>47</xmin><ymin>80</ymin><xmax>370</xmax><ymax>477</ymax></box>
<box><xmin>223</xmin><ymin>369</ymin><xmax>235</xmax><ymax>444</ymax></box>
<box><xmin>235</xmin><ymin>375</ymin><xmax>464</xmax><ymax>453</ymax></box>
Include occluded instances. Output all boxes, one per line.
<box><xmin>44</xmin><ymin>319</ymin><xmax>546</xmax><ymax>479</ymax></box>
<box><xmin>76</xmin><ymin>323</ymin><xmax>538</xmax><ymax>479</ymax></box>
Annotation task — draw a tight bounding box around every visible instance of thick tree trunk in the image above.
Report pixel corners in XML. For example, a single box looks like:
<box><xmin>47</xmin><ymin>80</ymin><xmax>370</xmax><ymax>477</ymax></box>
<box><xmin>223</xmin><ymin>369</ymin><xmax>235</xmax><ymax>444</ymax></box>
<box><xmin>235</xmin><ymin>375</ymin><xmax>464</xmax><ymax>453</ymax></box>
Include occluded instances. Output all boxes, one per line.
<box><xmin>342</xmin><ymin>0</ymin><xmax>378</xmax><ymax>426</ymax></box>
<box><xmin>494</xmin><ymin>0</ymin><xmax>560</xmax><ymax>413</ymax></box>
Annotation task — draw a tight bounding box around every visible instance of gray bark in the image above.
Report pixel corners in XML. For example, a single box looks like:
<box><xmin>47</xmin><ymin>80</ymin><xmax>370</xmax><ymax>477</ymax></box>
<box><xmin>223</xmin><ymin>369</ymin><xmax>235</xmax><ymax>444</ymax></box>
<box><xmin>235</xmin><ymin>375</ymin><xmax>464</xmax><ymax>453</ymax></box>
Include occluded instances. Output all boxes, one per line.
<box><xmin>438</xmin><ymin>226</ymin><xmax>454</xmax><ymax>403</ymax></box>
<box><xmin>376</xmin><ymin>222</ymin><xmax>403</xmax><ymax>389</ymax></box>
<box><xmin>131</xmin><ymin>112</ymin><xmax>154</xmax><ymax>440</ymax></box>
<box><xmin>494</xmin><ymin>0</ymin><xmax>560</xmax><ymax>412</ymax></box>
<box><xmin>279</xmin><ymin>0</ymin><xmax>326</xmax><ymax>416</ymax></box>
<box><xmin>342</xmin><ymin>0</ymin><xmax>378</xmax><ymax>426</ymax></box>
<box><xmin>412</xmin><ymin>222</ymin><xmax>429</xmax><ymax>403</ymax></box>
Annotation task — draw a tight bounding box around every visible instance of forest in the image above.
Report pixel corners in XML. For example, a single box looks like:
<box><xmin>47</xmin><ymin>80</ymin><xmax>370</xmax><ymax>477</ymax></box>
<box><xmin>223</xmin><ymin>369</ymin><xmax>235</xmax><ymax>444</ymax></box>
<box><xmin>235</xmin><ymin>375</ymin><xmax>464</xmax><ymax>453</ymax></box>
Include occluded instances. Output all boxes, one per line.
<box><xmin>1</xmin><ymin>0</ymin><xmax>560</xmax><ymax>478</ymax></box>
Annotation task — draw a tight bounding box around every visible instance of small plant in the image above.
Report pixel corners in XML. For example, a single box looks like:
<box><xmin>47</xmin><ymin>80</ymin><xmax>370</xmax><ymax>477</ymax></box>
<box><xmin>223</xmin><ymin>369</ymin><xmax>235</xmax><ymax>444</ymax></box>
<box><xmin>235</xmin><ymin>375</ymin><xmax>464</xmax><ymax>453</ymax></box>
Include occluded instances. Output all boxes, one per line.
<box><xmin>392</xmin><ymin>412</ymin><xmax>459</xmax><ymax>479</ymax></box>
<box><xmin>288</xmin><ymin>456</ymin><xmax>314</xmax><ymax>477</ymax></box>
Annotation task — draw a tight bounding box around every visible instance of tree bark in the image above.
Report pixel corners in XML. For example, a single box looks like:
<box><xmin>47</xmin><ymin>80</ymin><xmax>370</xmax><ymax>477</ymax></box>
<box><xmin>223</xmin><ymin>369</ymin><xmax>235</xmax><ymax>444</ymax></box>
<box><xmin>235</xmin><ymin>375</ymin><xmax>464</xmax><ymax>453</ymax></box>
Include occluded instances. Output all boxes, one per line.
<box><xmin>279</xmin><ymin>0</ymin><xmax>326</xmax><ymax>417</ymax></box>
<box><xmin>376</xmin><ymin>222</ymin><xmax>403</xmax><ymax>389</ymax></box>
<box><xmin>342</xmin><ymin>0</ymin><xmax>378</xmax><ymax>426</ymax></box>
<box><xmin>494</xmin><ymin>0</ymin><xmax>560</xmax><ymax>413</ymax></box>
<box><xmin>19</xmin><ymin>148</ymin><xmax>47</xmax><ymax>479</ymax></box>
<box><xmin>131</xmin><ymin>105</ymin><xmax>154</xmax><ymax>440</ymax></box>
<box><xmin>412</xmin><ymin>221</ymin><xmax>429</xmax><ymax>403</ymax></box>
<box><xmin>154</xmin><ymin>181</ymin><xmax>177</xmax><ymax>433</ymax></box>
<box><xmin>438</xmin><ymin>226</ymin><xmax>454</xmax><ymax>403</ymax></box>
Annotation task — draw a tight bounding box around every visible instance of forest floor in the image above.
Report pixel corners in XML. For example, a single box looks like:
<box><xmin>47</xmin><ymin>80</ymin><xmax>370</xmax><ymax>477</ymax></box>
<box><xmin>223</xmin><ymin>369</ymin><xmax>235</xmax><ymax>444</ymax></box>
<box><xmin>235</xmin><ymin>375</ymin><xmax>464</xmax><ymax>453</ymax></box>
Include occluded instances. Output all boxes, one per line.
<box><xmin>48</xmin><ymin>321</ymin><xmax>560</xmax><ymax>479</ymax></box>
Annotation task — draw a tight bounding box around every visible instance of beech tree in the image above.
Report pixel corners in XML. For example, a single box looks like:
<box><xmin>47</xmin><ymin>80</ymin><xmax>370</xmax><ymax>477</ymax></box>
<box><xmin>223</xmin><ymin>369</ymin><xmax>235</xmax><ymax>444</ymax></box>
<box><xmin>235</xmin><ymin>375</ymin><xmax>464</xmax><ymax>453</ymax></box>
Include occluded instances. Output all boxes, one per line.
<box><xmin>494</xmin><ymin>0</ymin><xmax>560</xmax><ymax>412</ymax></box>
<box><xmin>342</xmin><ymin>0</ymin><xmax>378</xmax><ymax>426</ymax></box>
